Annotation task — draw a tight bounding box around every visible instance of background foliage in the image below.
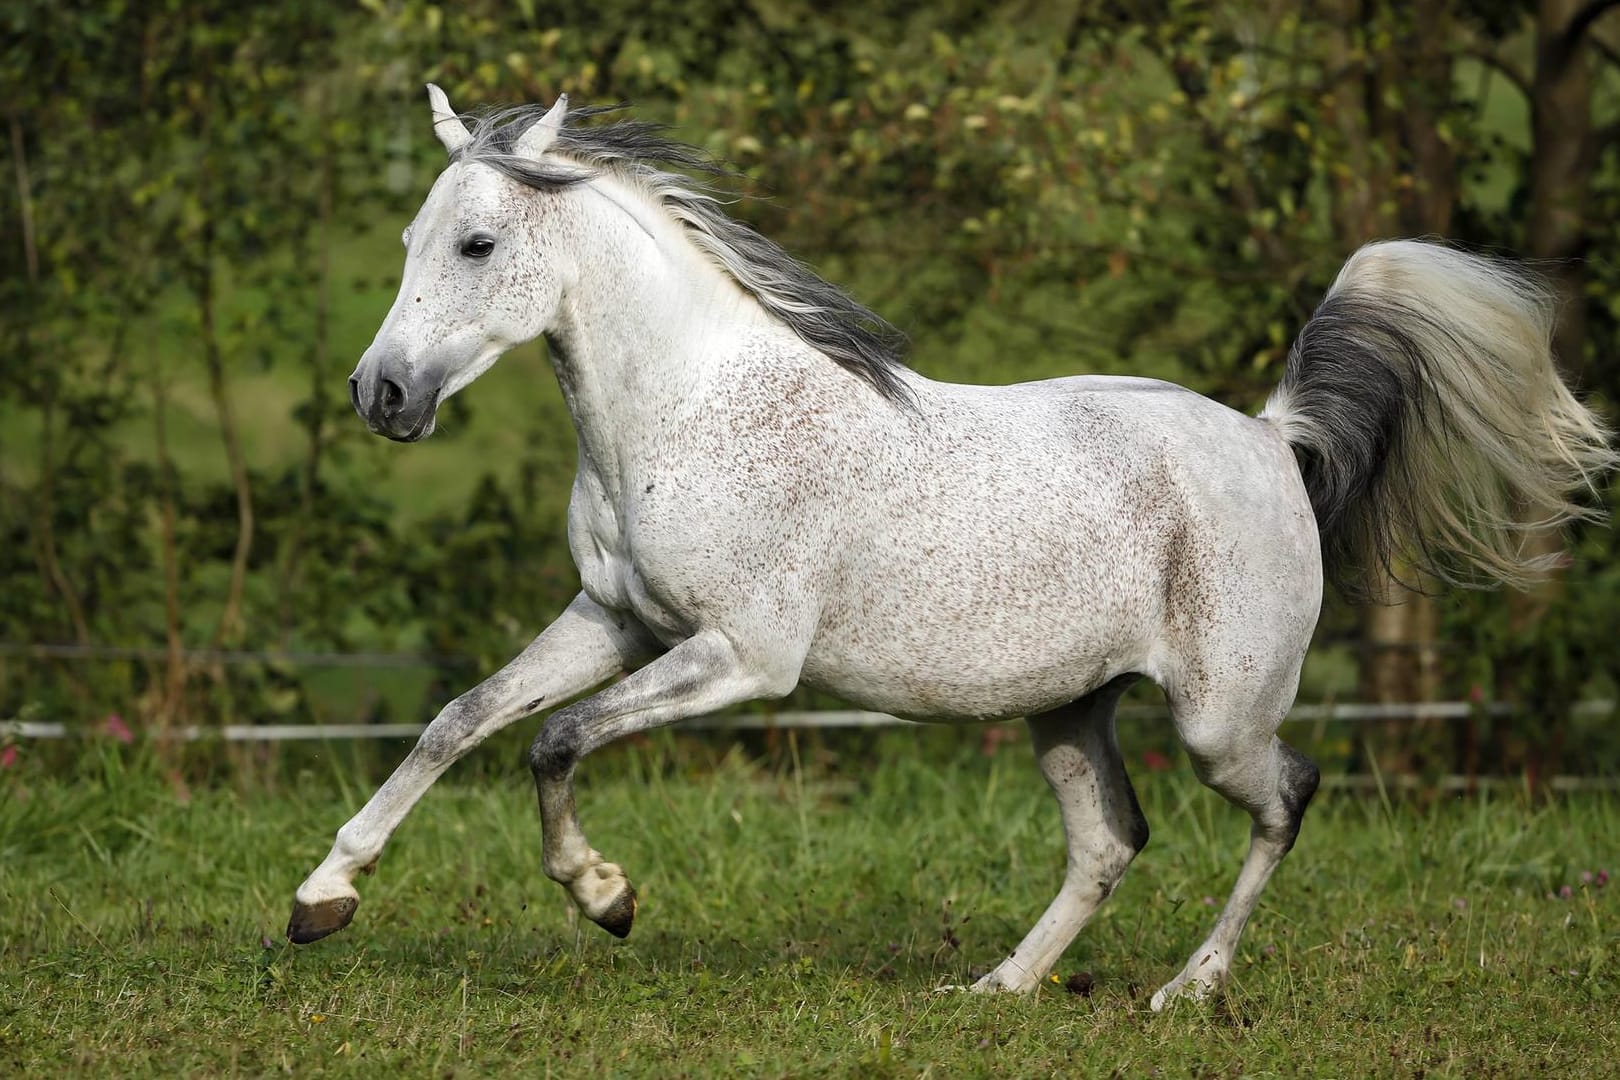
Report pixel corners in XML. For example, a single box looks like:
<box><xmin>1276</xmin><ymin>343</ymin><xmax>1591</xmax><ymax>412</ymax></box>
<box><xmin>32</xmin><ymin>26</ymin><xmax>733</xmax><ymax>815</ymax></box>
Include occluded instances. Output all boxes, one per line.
<box><xmin>3</xmin><ymin>0</ymin><xmax>1620</xmax><ymax>779</ymax></box>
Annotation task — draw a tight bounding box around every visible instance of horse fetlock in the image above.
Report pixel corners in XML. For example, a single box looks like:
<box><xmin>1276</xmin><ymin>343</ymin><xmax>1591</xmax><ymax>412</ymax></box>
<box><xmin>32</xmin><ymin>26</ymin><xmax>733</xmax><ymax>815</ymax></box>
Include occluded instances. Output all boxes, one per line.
<box><xmin>1150</xmin><ymin>947</ymin><xmax>1229</xmax><ymax>1011</ymax></box>
<box><xmin>541</xmin><ymin>842</ymin><xmax>598</xmax><ymax>886</ymax></box>
<box><xmin>971</xmin><ymin>961</ymin><xmax>1044</xmax><ymax>995</ymax></box>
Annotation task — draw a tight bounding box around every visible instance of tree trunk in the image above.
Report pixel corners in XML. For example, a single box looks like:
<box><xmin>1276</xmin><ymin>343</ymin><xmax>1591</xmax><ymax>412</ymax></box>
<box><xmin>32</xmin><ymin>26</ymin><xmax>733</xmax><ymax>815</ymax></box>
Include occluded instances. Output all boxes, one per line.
<box><xmin>1528</xmin><ymin>0</ymin><xmax>1598</xmax><ymax>381</ymax></box>
<box><xmin>150</xmin><ymin>340</ymin><xmax>188</xmax><ymax>733</ymax></box>
<box><xmin>198</xmin><ymin>257</ymin><xmax>256</xmax><ymax>651</ymax></box>
<box><xmin>1497</xmin><ymin>0</ymin><xmax>1606</xmax><ymax>793</ymax></box>
<box><xmin>1321</xmin><ymin>0</ymin><xmax>1456</xmax><ymax>773</ymax></box>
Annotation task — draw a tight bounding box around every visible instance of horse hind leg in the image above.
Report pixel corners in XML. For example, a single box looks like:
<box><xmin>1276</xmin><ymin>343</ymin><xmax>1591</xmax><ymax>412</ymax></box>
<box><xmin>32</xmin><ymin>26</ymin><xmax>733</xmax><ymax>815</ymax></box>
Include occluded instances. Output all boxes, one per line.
<box><xmin>1150</xmin><ymin>676</ymin><xmax>1320</xmax><ymax>1011</ymax></box>
<box><xmin>973</xmin><ymin>675</ymin><xmax>1149</xmax><ymax>993</ymax></box>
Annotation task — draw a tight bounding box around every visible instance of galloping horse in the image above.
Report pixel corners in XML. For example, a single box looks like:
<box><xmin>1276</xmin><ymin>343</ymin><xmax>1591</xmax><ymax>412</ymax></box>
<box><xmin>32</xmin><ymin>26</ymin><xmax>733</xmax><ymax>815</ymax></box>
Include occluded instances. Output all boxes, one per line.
<box><xmin>289</xmin><ymin>88</ymin><xmax>1615</xmax><ymax>1008</ymax></box>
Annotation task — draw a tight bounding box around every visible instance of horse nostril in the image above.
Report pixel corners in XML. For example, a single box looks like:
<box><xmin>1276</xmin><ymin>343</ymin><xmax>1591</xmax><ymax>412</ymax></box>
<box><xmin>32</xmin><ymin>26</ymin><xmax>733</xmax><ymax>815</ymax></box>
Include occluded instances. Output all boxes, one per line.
<box><xmin>348</xmin><ymin>376</ymin><xmax>362</xmax><ymax>416</ymax></box>
<box><xmin>380</xmin><ymin>377</ymin><xmax>406</xmax><ymax>418</ymax></box>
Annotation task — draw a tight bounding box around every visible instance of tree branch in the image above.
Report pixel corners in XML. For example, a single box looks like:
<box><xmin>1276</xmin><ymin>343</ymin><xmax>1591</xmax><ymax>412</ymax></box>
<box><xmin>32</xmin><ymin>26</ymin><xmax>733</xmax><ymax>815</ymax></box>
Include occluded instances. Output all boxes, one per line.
<box><xmin>1565</xmin><ymin>0</ymin><xmax>1620</xmax><ymax>50</ymax></box>
<box><xmin>1459</xmin><ymin>45</ymin><xmax>1531</xmax><ymax>99</ymax></box>
<box><xmin>8</xmin><ymin>114</ymin><xmax>38</xmax><ymax>281</ymax></box>
<box><xmin>1589</xmin><ymin>32</ymin><xmax>1620</xmax><ymax>70</ymax></box>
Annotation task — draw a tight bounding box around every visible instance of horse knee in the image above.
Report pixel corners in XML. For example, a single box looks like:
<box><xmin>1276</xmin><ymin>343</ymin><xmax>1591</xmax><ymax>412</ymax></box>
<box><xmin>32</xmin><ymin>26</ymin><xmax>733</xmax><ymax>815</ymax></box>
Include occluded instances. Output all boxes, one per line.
<box><xmin>528</xmin><ymin>714</ymin><xmax>578</xmax><ymax>780</ymax></box>
<box><xmin>416</xmin><ymin>696</ymin><xmax>479</xmax><ymax>764</ymax></box>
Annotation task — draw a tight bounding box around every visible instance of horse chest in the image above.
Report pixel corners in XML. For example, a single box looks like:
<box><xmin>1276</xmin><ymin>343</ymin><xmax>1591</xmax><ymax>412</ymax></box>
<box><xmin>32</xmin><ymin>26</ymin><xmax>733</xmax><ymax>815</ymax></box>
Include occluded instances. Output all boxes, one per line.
<box><xmin>567</xmin><ymin>465</ymin><xmax>637</xmax><ymax>610</ymax></box>
<box><xmin>567</xmin><ymin>479</ymin><xmax>706</xmax><ymax>646</ymax></box>
<box><xmin>577</xmin><ymin>548</ymin><xmax>699</xmax><ymax>648</ymax></box>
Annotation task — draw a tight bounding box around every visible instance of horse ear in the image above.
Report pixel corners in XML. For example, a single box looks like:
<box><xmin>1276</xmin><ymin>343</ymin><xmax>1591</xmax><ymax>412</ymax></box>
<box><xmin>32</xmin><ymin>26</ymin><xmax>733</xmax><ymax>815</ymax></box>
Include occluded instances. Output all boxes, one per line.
<box><xmin>514</xmin><ymin>93</ymin><xmax>568</xmax><ymax>158</ymax></box>
<box><xmin>426</xmin><ymin>83</ymin><xmax>471</xmax><ymax>155</ymax></box>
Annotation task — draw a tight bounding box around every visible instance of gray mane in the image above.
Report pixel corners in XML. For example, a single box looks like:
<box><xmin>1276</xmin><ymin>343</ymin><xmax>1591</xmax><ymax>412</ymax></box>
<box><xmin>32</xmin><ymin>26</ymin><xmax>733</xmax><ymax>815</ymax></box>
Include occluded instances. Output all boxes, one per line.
<box><xmin>454</xmin><ymin>104</ymin><xmax>913</xmax><ymax>403</ymax></box>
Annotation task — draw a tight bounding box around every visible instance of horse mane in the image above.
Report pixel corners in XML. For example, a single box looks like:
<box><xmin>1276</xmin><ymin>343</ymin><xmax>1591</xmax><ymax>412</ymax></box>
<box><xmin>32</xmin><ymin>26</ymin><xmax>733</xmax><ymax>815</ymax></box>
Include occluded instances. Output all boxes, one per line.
<box><xmin>453</xmin><ymin>103</ymin><xmax>913</xmax><ymax>404</ymax></box>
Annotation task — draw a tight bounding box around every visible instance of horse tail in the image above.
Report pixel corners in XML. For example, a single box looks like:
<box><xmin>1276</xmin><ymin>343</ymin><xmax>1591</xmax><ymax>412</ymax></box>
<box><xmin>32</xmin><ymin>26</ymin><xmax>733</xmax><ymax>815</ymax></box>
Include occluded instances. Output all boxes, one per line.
<box><xmin>1260</xmin><ymin>239</ymin><xmax>1618</xmax><ymax>598</ymax></box>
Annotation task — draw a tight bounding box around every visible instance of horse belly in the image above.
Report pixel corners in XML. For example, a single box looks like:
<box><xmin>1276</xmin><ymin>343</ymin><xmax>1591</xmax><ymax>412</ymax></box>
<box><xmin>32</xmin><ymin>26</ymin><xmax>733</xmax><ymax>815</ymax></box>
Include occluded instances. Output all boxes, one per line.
<box><xmin>799</xmin><ymin>618</ymin><xmax>1137</xmax><ymax>722</ymax></box>
<box><xmin>800</xmin><ymin>533</ymin><xmax>1159</xmax><ymax>722</ymax></box>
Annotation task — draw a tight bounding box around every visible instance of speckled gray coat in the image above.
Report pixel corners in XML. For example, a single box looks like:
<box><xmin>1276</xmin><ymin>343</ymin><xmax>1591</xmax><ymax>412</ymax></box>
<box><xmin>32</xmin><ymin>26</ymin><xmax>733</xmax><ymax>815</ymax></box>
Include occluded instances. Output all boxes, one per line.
<box><xmin>289</xmin><ymin>89</ymin><xmax>1616</xmax><ymax>1010</ymax></box>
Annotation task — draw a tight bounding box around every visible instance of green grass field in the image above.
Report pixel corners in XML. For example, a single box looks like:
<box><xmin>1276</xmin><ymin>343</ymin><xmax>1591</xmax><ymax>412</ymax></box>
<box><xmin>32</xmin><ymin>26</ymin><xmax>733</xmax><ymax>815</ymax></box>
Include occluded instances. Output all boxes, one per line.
<box><xmin>3</xmin><ymin>735</ymin><xmax>1616</xmax><ymax>1077</ymax></box>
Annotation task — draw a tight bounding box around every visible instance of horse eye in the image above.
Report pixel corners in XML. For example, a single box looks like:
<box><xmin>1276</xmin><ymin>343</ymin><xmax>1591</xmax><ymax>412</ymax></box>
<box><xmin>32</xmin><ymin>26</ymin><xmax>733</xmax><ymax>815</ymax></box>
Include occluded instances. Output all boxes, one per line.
<box><xmin>461</xmin><ymin>236</ymin><xmax>495</xmax><ymax>259</ymax></box>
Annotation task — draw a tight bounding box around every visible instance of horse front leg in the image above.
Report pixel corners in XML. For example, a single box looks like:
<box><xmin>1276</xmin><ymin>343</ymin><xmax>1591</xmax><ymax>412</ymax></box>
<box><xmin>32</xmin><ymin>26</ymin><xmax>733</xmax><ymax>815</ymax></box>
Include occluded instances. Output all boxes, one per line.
<box><xmin>528</xmin><ymin>630</ymin><xmax>792</xmax><ymax>937</ymax></box>
<box><xmin>287</xmin><ymin>593</ymin><xmax>657</xmax><ymax>944</ymax></box>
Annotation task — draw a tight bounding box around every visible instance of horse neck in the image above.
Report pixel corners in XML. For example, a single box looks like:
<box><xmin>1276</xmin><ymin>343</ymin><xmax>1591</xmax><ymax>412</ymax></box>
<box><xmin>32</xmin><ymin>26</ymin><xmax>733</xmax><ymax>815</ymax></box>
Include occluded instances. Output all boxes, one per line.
<box><xmin>545</xmin><ymin>175</ymin><xmax>768</xmax><ymax>490</ymax></box>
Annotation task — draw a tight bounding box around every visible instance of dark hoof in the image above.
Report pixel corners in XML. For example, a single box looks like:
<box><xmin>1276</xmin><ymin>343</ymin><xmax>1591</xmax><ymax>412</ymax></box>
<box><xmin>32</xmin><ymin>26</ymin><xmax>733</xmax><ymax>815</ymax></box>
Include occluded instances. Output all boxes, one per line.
<box><xmin>591</xmin><ymin>885</ymin><xmax>637</xmax><ymax>939</ymax></box>
<box><xmin>287</xmin><ymin>895</ymin><xmax>358</xmax><ymax>944</ymax></box>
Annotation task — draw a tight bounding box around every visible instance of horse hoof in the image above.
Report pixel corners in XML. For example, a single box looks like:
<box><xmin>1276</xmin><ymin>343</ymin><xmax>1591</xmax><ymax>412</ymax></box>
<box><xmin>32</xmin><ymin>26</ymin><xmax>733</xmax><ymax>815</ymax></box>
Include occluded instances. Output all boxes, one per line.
<box><xmin>590</xmin><ymin>884</ymin><xmax>637</xmax><ymax>939</ymax></box>
<box><xmin>287</xmin><ymin>894</ymin><xmax>358</xmax><ymax>944</ymax></box>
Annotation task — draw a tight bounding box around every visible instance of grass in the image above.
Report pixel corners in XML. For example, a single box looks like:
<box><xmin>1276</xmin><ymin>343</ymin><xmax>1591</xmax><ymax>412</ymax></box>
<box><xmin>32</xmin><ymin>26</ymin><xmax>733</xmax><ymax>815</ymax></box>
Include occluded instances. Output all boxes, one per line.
<box><xmin>2</xmin><ymin>734</ymin><xmax>1617</xmax><ymax>1077</ymax></box>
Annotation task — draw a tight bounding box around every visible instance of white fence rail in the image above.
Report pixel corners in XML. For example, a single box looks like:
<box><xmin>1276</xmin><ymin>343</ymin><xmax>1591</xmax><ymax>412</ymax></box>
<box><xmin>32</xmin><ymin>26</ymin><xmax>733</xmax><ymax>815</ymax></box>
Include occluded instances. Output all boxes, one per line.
<box><xmin>3</xmin><ymin>700</ymin><xmax>1613</xmax><ymax>743</ymax></box>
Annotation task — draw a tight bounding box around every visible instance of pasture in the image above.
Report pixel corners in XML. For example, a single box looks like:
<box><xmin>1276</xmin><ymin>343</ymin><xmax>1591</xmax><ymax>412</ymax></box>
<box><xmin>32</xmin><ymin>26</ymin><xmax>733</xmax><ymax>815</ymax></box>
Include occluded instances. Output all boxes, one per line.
<box><xmin>3</xmin><ymin>734</ymin><xmax>1615</xmax><ymax>1077</ymax></box>
<box><xmin>10</xmin><ymin>6</ymin><xmax>1620</xmax><ymax>1076</ymax></box>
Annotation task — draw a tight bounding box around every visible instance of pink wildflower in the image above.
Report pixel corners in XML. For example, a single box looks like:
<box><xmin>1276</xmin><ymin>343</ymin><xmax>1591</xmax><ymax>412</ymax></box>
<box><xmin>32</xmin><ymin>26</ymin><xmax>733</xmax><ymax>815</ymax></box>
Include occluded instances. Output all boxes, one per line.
<box><xmin>0</xmin><ymin>745</ymin><xmax>17</xmax><ymax>769</ymax></box>
<box><xmin>102</xmin><ymin>714</ymin><xmax>133</xmax><ymax>744</ymax></box>
<box><xmin>979</xmin><ymin>726</ymin><xmax>1018</xmax><ymax>757</ymax></box>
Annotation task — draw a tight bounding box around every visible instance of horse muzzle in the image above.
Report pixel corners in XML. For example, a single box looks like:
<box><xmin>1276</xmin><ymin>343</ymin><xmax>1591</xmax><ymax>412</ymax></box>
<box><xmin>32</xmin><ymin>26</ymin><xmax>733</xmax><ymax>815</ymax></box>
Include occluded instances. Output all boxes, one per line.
<box><xmin>349</xmin><ymin>356</ymin><xmax>440</xmax><ymax>442</ymax></box>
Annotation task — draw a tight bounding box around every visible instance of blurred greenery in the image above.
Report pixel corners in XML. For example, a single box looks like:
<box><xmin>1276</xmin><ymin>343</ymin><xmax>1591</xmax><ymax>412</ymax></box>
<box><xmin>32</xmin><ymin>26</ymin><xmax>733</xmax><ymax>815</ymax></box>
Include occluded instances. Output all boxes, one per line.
<box><xmin>2</xmin><ymin>0</ymin><xmax>1619</xmax><ymax>780</ymax></box>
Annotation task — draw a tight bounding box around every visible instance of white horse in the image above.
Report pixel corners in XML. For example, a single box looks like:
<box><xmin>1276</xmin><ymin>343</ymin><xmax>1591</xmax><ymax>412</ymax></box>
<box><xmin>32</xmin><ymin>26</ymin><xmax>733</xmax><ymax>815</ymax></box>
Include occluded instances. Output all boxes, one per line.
<box><xmin>290</xmin><ymin>87</ymin><xmax>1616</xmax><ymax>1008</ymax></box>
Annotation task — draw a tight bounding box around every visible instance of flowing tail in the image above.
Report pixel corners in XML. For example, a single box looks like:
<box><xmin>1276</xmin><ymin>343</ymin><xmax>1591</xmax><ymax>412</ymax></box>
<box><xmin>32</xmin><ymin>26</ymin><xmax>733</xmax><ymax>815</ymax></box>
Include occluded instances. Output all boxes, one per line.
<box><xmin>1261</xmin><ymin>240</ymin><xmax>1618</xmax><ymax>598</ymax></box>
